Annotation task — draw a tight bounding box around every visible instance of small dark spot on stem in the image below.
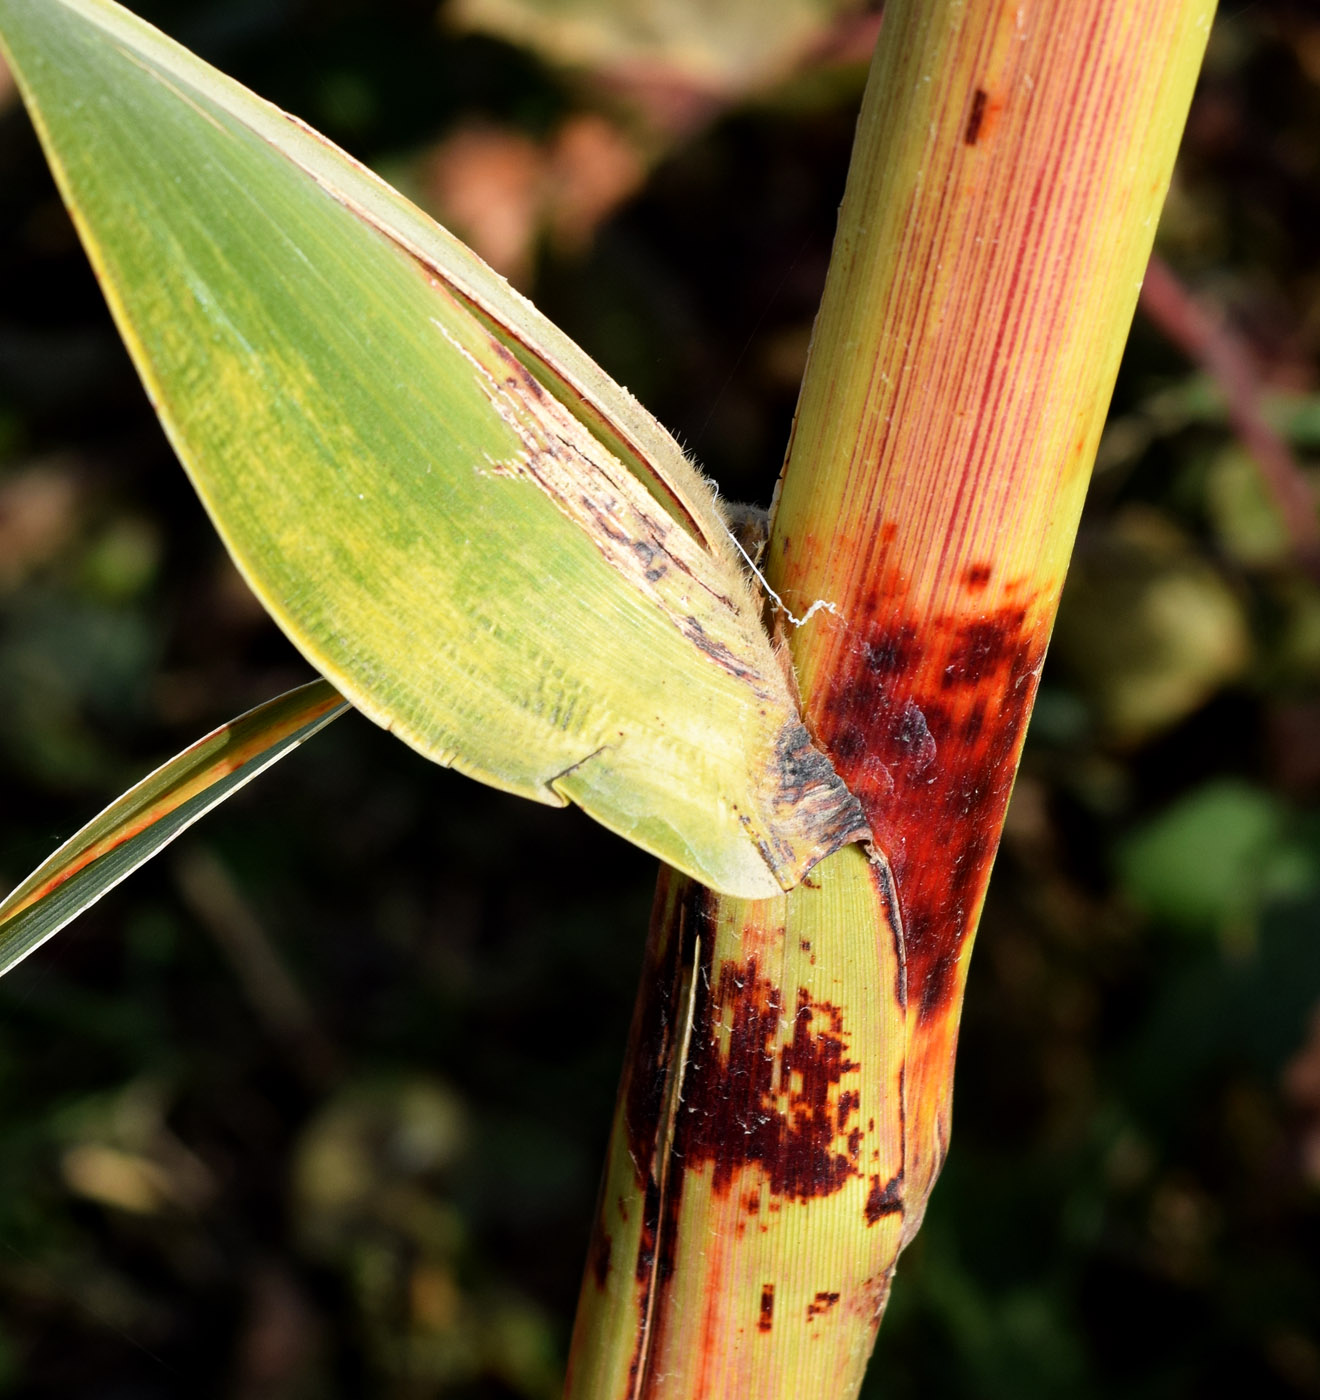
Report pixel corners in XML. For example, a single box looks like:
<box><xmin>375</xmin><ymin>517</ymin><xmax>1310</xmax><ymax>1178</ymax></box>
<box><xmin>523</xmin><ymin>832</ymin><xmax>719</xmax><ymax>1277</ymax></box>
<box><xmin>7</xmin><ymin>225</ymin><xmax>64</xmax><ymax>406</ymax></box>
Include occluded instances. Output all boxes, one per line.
<box><xmin>591</xmin><ymin>1230</ymin><xmax>612</xmax><ymax>1289</ymax></box>
<box><xmin>965</xmin><ymin>87</ymin><xmax>989</xmax><ymax>145</ymax></box>
<box><xmin>963</xmin><ymin>562</ymin><xmax>992</xmax><ymax>589</ymax></box>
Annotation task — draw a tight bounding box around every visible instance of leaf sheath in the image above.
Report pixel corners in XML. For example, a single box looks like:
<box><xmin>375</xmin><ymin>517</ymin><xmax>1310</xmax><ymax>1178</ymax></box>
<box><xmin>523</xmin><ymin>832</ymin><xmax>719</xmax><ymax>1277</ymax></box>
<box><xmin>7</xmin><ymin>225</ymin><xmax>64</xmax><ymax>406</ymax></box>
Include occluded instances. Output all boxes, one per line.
<box><xmin>0</xmin><ymin>0</ymin><xmax>867</xmax><ymax>899</ymax></box>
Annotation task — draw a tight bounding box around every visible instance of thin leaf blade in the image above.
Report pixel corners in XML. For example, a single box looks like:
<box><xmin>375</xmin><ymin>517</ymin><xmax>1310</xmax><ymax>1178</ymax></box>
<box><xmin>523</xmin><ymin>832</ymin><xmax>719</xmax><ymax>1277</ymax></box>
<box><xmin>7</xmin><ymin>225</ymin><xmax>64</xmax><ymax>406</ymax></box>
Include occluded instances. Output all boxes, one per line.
<box><xmin>0</xmin><ymin>680</ymin><xmax>347</xmax><ymax>976</ymax></box>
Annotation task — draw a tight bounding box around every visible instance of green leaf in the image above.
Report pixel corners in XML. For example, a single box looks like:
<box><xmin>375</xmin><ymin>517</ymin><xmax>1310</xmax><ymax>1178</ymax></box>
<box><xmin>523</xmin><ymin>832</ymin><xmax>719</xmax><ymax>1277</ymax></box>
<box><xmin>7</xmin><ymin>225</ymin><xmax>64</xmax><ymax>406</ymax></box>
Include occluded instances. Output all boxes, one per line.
<box><xmin>0</xmin><ymin>0</ymin><xmax>867</xmax><ymax>898</ymax></box>
<box><xmin>1116</xmin><ymin>779</ymin><xmax>1315</xmax><ymax>938</ymax></box>
<box><xmin>0</xmin><ymin>680</ymin><xmax>347</xmax><ymax>976</ymax></box>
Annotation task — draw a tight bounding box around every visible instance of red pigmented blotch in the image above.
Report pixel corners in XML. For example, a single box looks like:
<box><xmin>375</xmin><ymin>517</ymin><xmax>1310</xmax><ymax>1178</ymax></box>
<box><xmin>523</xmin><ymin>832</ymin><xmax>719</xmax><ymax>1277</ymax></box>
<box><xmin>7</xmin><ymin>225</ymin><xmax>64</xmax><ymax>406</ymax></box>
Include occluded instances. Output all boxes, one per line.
<box><xmin>813</xmin><ymin>599</ymin><xmax>1047</xmax><ymax>1022</ymax></box>
<box><xmin>865</xmin><ymin>1173</ymin><xmax>903</xmax><ymax>1225</ymax></box>
<box><xmin>617</xmin><ymin>875</ymin><xmax>873</xmax><ymax>1368</ymax></box>
<box><xmin>679</xmin><ymin>955</ymin><xmax>864</xmax><ymax>1200</ymax></box>
<box><xmin>807</xmin><ymin>1291</ymin><xmax>841</xmax><ymax>1320</ymax></box>
<box><xmin>964</xmin><ymin>87</ymin><xmax>989</xmax><ymax>145</ymax></box>
<box><xmin>963</xmin><ymin>562</ymin><xmax>992</xmax><ymax>590</ymax></box>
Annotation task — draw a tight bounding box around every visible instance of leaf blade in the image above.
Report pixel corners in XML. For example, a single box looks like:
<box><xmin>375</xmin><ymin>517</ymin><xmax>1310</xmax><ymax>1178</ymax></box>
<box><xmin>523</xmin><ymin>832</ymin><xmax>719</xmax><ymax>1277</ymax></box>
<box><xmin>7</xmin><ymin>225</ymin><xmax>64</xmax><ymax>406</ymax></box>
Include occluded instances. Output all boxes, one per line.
<box><xmin>0</xmin><ymin>680</ymin><xmax>347</xmax><ymax>976</ymax></box>
<box><xmin>0</xmin><ymin>0</ymin><xmax>867</xmax><ymax>897</ymax></box>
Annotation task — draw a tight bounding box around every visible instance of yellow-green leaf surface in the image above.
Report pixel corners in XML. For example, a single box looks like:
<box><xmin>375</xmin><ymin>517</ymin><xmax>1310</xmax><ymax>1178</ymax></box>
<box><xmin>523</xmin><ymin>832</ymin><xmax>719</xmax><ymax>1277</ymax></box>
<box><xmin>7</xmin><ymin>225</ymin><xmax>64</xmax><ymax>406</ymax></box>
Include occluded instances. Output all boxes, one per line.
<box><xmin>0</xmin><ymin>681</ymin><xmax>347</xmax><ymax>977</ymax></box>
<box><xmin>0</xmin><ymin>0</ymin><xmax>867</xmax><ymax>899</ymax></box>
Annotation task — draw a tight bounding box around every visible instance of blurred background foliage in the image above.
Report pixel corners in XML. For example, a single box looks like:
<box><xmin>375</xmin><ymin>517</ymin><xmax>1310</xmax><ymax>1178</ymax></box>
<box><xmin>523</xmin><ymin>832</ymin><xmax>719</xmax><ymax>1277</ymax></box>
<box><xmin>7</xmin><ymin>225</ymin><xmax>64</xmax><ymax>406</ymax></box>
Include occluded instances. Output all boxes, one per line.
<box><xmin>1</xmin><ymin>0</ymin><xmax>1319</xmax><ymax>1395</ymax></box>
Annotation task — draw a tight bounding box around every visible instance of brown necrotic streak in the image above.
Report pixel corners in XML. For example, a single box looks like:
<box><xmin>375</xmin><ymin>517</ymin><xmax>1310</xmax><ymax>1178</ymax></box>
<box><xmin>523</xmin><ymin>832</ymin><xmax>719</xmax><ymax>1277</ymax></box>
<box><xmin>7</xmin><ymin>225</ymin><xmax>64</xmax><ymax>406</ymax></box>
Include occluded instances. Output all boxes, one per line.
<box><xmin>591</xmin><ymin>1229</ymin><xmax>613</xmax><ymax>1290</ymax></box>
<box><xmin>807</xmin><ymin>1290</ymin><xmax>841</xmax><ymax>1321</ymax></box>
<box><xmin>622</xmin><ymin>878</ymin><xmax>695</xmax><ymax>1192</ymax></box>
<box><xmin>617</xmin><ymin>875</ymin><xmax>709</xmax><ymax>1392</ymax></box>
<box><xmin>620</xmin><ymin>874</ymin><xmax>708</xmax><ymax>1321</ymax></box>
<box><xmin>759</xmin><ymin>1284</ymin><xmax>775</xmax><ymax>1333</ymax></box>
<box><xmin>964</xmin><ymin>87</ymin><xmax>989</xmax><ymax>145</ymax></box>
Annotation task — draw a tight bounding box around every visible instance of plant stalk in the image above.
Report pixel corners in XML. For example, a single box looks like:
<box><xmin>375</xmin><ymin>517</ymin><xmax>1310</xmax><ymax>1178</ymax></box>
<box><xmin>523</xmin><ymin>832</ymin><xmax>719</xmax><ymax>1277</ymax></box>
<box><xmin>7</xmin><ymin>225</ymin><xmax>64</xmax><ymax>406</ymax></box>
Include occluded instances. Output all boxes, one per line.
<box><xmin>567</xmin><ymin>2</ymin><xmax>1215</xmax><ymax>1396</ymax></box>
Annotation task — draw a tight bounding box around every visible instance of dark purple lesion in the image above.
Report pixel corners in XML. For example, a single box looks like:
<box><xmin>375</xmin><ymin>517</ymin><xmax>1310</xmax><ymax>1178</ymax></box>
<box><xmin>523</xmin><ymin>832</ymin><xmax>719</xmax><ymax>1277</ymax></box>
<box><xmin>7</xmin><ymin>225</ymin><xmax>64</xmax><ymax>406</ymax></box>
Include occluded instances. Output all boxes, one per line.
<box><xmin>940</xmin><ymin>610</ymin><xmax>1028</xmax><ymax>689</ymax></box>
<box><xmin>964</xmin><ymin>87</ymin><xmax>990</xmax><ymax>145</ymax></box>
<box><xmin>813</xmin><ymin>599</ymin><xmax>1047</xmax><ymax>1024</ymax></box>
<box><xmin>807</xmin><ymin>1291</ymin><xmax>841</xmax><ymax>1320</ymax></box>
<box><xmin>865</xmin><ymin>1172</ymin><xmax>904</xmax><ymax>1225</ymax></box>
<box><xmin>613</xmin><ymin>871</ymin><xmax>880</xmax><ymax>1376</ymax></box>
<box><xmin>678</xmin><ymin>951</ymin><xmax>865</xmax><ymax>1201</ymax></box>
<box><xmin>963</xmin><ymin>562</ymin><xmax>993</xmax><ymax>590</ymax></box>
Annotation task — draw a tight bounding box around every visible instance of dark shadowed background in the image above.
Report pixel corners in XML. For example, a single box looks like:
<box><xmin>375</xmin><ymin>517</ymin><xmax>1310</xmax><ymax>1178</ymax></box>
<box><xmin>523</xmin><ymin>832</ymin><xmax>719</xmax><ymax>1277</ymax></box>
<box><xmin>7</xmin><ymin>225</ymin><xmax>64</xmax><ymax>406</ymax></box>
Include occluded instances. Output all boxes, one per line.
<box><xmin>2</xmin><ymin>1</ymin><xmax>1320</xmax><ymax>1395</ymax></box>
